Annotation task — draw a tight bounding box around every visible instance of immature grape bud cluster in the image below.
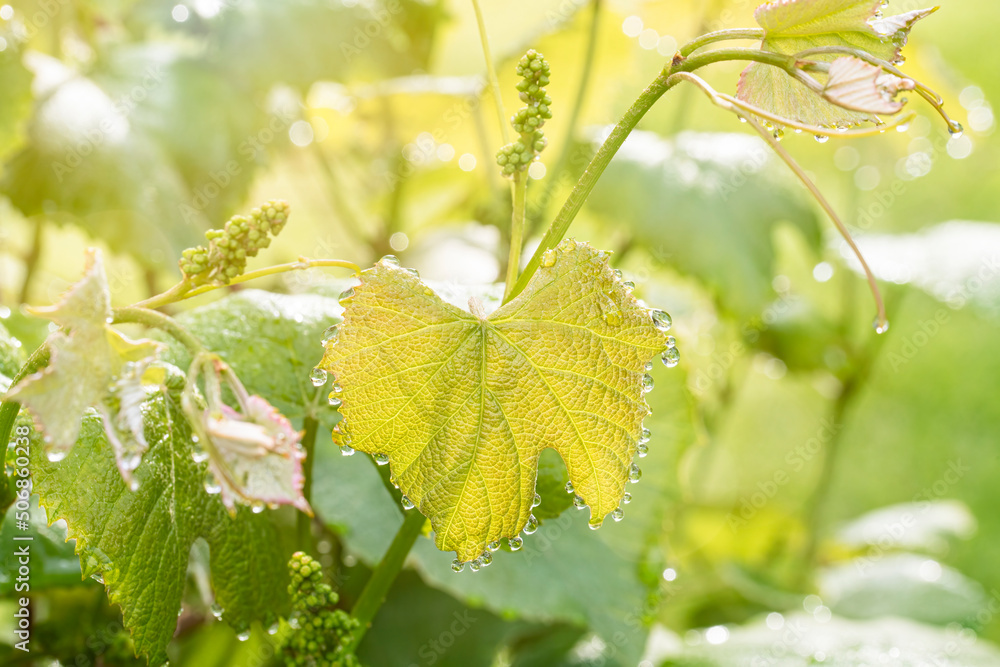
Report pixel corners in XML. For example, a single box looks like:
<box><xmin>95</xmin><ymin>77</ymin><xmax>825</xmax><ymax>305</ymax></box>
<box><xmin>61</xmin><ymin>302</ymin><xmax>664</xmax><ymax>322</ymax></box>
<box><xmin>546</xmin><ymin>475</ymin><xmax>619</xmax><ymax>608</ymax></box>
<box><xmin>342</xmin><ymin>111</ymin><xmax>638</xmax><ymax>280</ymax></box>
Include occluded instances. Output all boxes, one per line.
<box><xmin>496</xmin><ymin>50</ymin><xmax>552</xmax><ymax>176</ymax></box>
<box><xmin>179</xmin><ymin>200</ymin><xmax>290</xmax><ymax>286</ymax></box>
<box><xmin>279</xmin><ymin>551</ymin><xmax>361</xmax><ymax>667</ymax></box>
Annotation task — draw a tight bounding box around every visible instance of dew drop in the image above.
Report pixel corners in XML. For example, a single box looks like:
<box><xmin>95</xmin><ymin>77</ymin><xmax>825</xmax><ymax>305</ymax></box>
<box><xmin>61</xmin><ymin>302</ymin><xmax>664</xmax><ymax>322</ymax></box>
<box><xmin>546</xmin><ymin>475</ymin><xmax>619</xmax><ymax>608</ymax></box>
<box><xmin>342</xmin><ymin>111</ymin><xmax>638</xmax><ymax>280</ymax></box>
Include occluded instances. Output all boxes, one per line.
<box><xmin>773</xmin><ymin>128</ymin><xmax>785</xmax><ymax>141</ymax></box>
<box><xmin>623</xmin><ymin>281</ymin><xmax>635</xmax><ymax>292</ymax></box>
<box><xmin>251</xmin><ymin>502</ymin><xmax>266</xmax><ymax>514</ymax></box>
<box><xmin>338</xmin><ymin>287</ymin><xmax>356</xmax><ymax>301</ymax></box>
<box><xmin>873</xmin><ymin>317</ymin><xmax>890</xmax><ymax>335</ymax></box>
<box><xmin>642</xmin><ymin>374</ymin><xmax>655</xmax><ymax>393</ymax></box>
<box><xmin>267</xmin><ymin>622</ymin><xmax>280</xmax><ymax>635</ymax></box>
<box><xmin>524</xmin><ymin>515</ymin><xmax>539</xmax><ymax>535</ymax></box>
<box><xmin>469</xmin><ymin>558</ymin><xmax>482</xmax><ymax>572</ymax></box>
<box><xmin>661</xmin><ymin>347</ymin><xmax>681</xmax><ymax>368</ymax></box>
<box><xmin>644</xmin><ymin>361</ymin><xmax>653</xmax><ymax>372</ymax></box>
<box><xmin>623</xmin><ymin>492</ymin><xmax>632</xmax><ymax>504</ymax></box>
<box><xmin>401</xmin><ymin>495</ymin><xmax>415</xmax><ymax>510</ymax></box>
<box><xmin>540</xmin><ymin>249</ymin><xmax>557</xmax><ymax>268</ymax></box>
<box><xmin>948</xmin><ymin>120</ymin><xmax>964</xmax><ymax>138</ymax></box>
<box><xmin>509</xmin><ymin>536</ymin><xmax>523</xmax><ymax>551</ymax></box>
<box><xmin>210</xmin><ymin>603</ymin><xmax>224</xmax><ymax>620</ymax></box>
<box><xmin>47</xmin><ymin>450</ymin><xmax>67</xmax><ymax>463</ymax></box>
<box><xmin>321</xmin><ymin>326</ymin><xmax>339</xmax><ymax>346</ymax></box>
<box><xmin>532</xmin><ymin>493</ymin><xmax>541</xmax><ymax>508</ymax></box>
<box><xmin>374</xmin><ymin>453</ymin><xmax>389</xmax><ymax>466</ymax></box>
<box><xmin>612</xmin><ymin>507</ymin><xmax>625</xmax><ymax>522</ymax></box>
<box><xmin>452</xmin><ymin>559</ymin><xmax>465</xmax><ymax>573</ymax></box>
<box><xmin>328</xmin><ymin>396</ymin><xmax>343</xmax><ymax>408</ymax></box>
<box><xmin>639</xmin><ymin>427</ymin><xmax>651</xmax><ymax>444</ymax></box>
<box><xmin>896</xmin><ymin>122</ymin><xmax>910</xmax><ymax>133</ymax></box>
<box><xmin>629</xmin><ymin>464</ymin><xmax>642</xmax><ymax>483</ymax></box>
<box><xmin>340</xmin><ymin>444</ymin><xmax>355</xmax><ymax>456</ymax></box>
<box><xmin>129</xmin><ymin>479</ymin><xmax>141</xmax><ymax>492</ymax></box>
<box><xmin>637</xmin><ymin>442</ymin><xmax>649</xmax><ymax>458</ymax></box>
<box><xmin>739</xmin><ymin>117</ymin><xmax>747</xmax><ymax>124</ymax></box>
<box><xmin>480</xmin><ymin>551</ymin><xmax>493</xmax><ymax>567</ymax></box>
<box><xmin>558</xmin><ymin>239</ymin><xmax>575</xmax><ymax>253</ymax></box>
<box><xmin>237</xmin><ymin>630</ymin><xmax>251</xmax><ymax>642</ymax></box>
<box><xmin>309</xmin><ymin>368</ymin><xmax>328</xmax><ymax>387</ymax></box>
<box><xmin>565</xmin><ymin>481</ymin><xmax>574</xmax><ymax>494</ymax></box>
<box><xmin>665</xmin><ymin>335</ymin><xmax>676</xmax><ymax>349</ymax></box>
<box><xmin>488</xmin><ymin>540</ymin><xmax>501</xmax><ymax>552</ymax></box>
<box><xmin>191</xmin><ymin>449</ymin><xmax>209</xmax><ymax>464</ymax></box>
<box><xmin>814</xmin><ymin>134</ymin><xmax>830</xmax><ymax>144</ymax></box>
<box><xmin>380</xmin><ymin>254</ymin><xmax>400</xmax><ymax>267</ymax></box>
<box><xmin>650</xmin><ymin>309</ymin><xmax>672</xmax><ymax>332</ymax></box>
<box><xmin>588</xmin><ymin>521</ymin><xmax>603</xmax><ymax>531</ymax></box>
<box><xmin>203</xmin><ymin>472</ymin><xmax>222</xmax><ymax>495</ymax></box>
<box><xmin>573</xmin><ymin>494</ymin><xmax>587</xmax><ymax>509</ymax></box>
<box><xmin>90</xmin><ymin>573</ymin><xmax>105</xmax><ymax>584</ymax></box>
<box><xmin>331</xmin><ymin>383</ymin><xmax>343</xmax><ymax>394</ymax></box>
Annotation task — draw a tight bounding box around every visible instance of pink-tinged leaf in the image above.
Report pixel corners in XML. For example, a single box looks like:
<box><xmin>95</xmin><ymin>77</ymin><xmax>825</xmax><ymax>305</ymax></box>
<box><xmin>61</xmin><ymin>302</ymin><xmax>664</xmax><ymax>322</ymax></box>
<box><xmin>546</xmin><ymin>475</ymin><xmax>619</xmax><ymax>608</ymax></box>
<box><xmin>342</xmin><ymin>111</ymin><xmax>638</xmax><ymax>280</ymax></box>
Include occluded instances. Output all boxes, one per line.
<box><xmin>823</xmin><ymin>57</ymin><xmax>915</xmax><ymax>114</ymax></box>
<box><xmin>738</xmin><ymin>0</ymin><xmax>937</xmax><ymax>126</ymax></box>
<box><xmin>203</xmin><ymin>395</ymin><xmax>311</xmax><ymax>515</ymax></box>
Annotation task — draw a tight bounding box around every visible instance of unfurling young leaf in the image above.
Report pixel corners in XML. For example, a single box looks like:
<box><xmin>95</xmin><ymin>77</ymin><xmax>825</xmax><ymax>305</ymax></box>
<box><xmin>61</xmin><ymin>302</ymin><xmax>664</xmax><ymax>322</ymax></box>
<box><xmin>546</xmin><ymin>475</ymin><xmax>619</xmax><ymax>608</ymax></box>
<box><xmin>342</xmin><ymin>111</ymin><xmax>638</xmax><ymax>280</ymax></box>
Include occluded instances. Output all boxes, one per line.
<box><xmin>183</xmin><ymin>354</ymin><xmax>311</xmax><ymax>515</ymax></box>
<box><xmin>5</xmin><ymin>248</ymin><xmax>162</xmax><ymax>481</ymax></box>
<box><xmin>822</xmin><ymin>56</ymin><xmax>915</xmax><ymax>114</ymax></box>
<box><xmin>737</xmin><ymin>0</ymin><xmax>936</xmax><ymax>126</ymax></box>
<box><xmin>319</xmin><ymin>242</ymin><xmax>676</xmax><ymax>563</ymax></box>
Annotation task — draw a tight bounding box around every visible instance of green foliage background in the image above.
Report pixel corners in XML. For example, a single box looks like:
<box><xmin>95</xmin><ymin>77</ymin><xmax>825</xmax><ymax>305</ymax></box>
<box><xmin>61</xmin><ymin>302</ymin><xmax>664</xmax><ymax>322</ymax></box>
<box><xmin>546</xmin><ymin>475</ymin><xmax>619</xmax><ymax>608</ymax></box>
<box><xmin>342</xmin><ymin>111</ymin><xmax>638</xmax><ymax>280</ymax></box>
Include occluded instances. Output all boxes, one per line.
<box><xmin>2</xmin><ymin>0</ymin><xmax>999</xmax><ymax>665</ymax></box>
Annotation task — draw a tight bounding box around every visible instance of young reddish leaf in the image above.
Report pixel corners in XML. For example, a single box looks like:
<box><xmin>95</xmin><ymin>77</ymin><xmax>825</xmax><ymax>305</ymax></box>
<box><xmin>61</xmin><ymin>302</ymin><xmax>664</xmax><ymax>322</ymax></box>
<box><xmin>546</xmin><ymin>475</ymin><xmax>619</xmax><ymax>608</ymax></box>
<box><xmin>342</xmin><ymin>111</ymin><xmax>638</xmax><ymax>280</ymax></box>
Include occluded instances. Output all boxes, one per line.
<box><xmin>6</xmin><ymin>249</ymin><xmax>162</xmax><ymax>477</ymax></box>
<box><xmin>738</xmin><ymin>0</ymin><xmax>937</xmax><ymax>126</ymax></box>
<box><xmin>823</xmin><ymin>56</ymin><xmax>915</xmax><ymax>114</ymax></box>
<box><xmin>319</xmin><ymin>242</ymin><xmax>675</xmax><ymax>563</ymax></box>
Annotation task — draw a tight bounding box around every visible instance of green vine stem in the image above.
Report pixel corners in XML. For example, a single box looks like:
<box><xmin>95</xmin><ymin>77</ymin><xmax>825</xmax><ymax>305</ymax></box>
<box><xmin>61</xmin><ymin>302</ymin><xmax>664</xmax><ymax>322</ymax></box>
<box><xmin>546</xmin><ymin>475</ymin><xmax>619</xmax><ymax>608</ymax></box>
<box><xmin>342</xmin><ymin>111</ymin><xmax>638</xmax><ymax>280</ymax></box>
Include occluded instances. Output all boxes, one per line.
<box><xmin>112</xmin><ymin>306</ymin><xmax>207</xmax><ymax>356</ymax></box>
<box><xmin>297</xmin><ymin>415</ymin><xmax>320</xmax><ymax>552</ymax></box>
<box><xmin>679</xmin><ymin>27</ymin><xmax>765</xmax><ymax>56</ymax></box>
<box><xmin>133</xmin><ymin>258</ymin><xmax>361</xmax><ymax>310</ymax></box>
<box><xmin>471</xmin><ymin>0</ymin><xmax>511</xmax><ymax>146</ymax></box>
<box><xmin>503</xmin><ymin>173</ymin><xmax>528</xmax><ymax>301</ymax></box>
<box><xmin>345</xmin><ymin>510</ymin><xmax>426</xmax><ymax>653</ymax></box>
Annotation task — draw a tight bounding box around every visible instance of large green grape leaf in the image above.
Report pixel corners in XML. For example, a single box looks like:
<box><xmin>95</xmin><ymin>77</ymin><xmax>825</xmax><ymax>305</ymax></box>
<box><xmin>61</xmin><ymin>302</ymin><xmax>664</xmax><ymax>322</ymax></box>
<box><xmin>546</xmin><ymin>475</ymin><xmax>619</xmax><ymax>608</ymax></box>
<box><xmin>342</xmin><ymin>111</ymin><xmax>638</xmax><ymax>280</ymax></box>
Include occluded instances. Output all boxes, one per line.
<box><xmin>0</xmin><ymin>321</ymin><xmax>25</xmax><ymax>382</ymax></box>
<box><xmin>737</xmin><ymin>0</ymin><xmax>936</xmax><ymax>126</ymax></box>
<box><xmin>29</xmin><ymin>389</ymin><xmax>289</xmax><ymax>666</ymax></box>
<box><xmin>321</xmin><ymin>241</ymin><xmax>666</xmax><ymax>561</ymax></box>
<box><xmin>319</xmin><ymin>242</ymin><xmax>673</xmax><ymax>562</ymax></box>
<box><xmin>313</xmin><ymin>342</ymin><xmax>695</xmax><ymax>666</ymax></box>
<box><xmin>586</xmin><ymin>131</ymin><xmax>820</xmax><ymax>318</ymax></box>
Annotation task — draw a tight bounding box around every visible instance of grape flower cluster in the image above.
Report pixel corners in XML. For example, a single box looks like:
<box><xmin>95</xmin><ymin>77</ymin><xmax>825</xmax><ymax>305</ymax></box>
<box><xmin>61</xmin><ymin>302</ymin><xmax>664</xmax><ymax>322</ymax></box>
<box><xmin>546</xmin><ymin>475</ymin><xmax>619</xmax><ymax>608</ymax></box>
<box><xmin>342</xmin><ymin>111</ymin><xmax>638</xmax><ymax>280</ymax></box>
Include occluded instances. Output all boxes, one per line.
<box><xmin>279</xmin><ymin>551</ymin><xmax>361</xmax><ymax>667</ymax></box>
<box><xmin>179</xmin><ymin>200</ymin><xmax>289</xmax><ymax>286</ymax></box>
<box><xmin>496</xmin><ymin>50</ymin><xmax>552</xmax><ymax>176</ymax></box>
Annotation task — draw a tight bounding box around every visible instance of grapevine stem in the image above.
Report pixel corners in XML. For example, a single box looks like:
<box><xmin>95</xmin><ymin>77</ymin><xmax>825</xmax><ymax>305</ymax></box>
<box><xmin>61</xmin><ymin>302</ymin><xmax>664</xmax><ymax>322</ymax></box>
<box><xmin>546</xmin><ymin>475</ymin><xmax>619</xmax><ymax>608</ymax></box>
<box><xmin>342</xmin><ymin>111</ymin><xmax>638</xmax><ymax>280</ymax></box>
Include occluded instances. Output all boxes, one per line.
<box><xmin>133</xmin><ymin>259</ymin><xmax>361</xmax><ymax>310</ymax></box>
<box><xmin>297</xmin><ymin>415</ymin><xmax>320</xmax><ymax>552</ymax></box>
<box><xmin>503</xmin><ymin>173</ymin><xmax>528</xmax><ymax>302</ymax></box>
<box><xmin>508</xmin><ymin>68</ymin><xmax>681</xmax><ymax>300</ymax></box>
<box><xmin>346</xmin><ymin>510</ymin><xmax>426</xmax><ymax>652</ymax></box>
<box><xmin>112</xmin><ymin>306</ymin><xmax>207</xmax><ymax>356</ymax></box>
<box><xmin>679</xmin><ymin>28</ymin><xmax>765</xmax><ymax>56</ymax></box>
<box><xmin>471</xmin><ymin>0</ymin><xmax>511</xmax><ymax>145</ymax></box>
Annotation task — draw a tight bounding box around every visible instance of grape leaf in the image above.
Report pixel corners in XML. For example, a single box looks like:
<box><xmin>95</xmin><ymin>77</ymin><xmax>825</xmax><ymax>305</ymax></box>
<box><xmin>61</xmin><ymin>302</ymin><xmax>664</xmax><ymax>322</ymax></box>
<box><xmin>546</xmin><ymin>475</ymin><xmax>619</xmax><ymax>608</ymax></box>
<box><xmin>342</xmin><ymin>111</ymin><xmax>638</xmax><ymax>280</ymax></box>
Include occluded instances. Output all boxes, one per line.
<box><xmin>319</xmin><ymin>242</ymin><xmax>672</xmax><ymax>562</ymax></box>
<box><xmin>737</xmin><ymin>0</ymin><xmax>936</xmax><ymax>126</ymax></box>
<box><xmin>0</xmin><ymin>321</ymin><xmax>25</xmax><ymax>383</ymax></box>
<box><xmin>29</xmin><ymin>388</ymin><xmax>289</xmax><ymax>667</ymax></box>
<box><xmin>6</xmin><ymin>249</ymin><xmax>163</xmax><ymax>472</ymax></box>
